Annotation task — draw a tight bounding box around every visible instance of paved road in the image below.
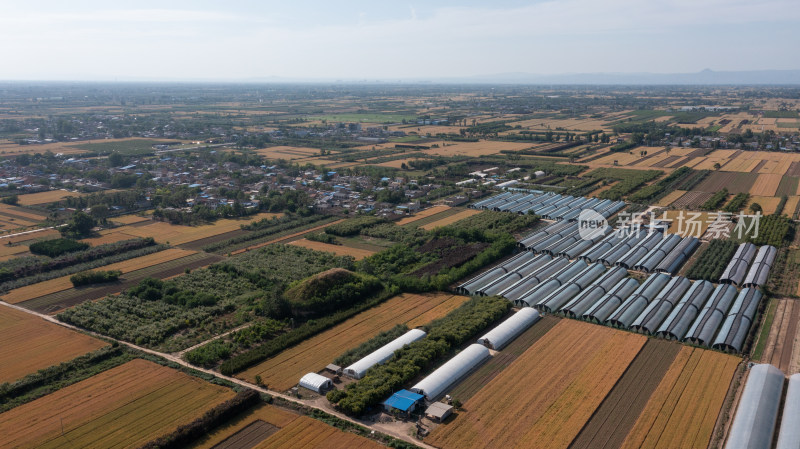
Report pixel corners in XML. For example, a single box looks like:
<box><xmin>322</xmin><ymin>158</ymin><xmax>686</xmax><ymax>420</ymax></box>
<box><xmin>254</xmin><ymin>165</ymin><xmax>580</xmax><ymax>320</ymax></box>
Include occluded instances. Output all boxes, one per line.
<box><xmin>0</xmin><ymin>300</ymin><xmax>435</xmax><ymax>449</ymax></box>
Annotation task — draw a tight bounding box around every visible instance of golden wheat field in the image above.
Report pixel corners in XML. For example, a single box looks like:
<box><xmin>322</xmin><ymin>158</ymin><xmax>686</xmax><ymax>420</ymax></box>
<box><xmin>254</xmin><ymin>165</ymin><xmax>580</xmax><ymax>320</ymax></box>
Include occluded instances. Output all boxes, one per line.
<box><xmin>395</xmin><ymin>205</ymin><xmax>451</xmax><ymax>226</ymax></box>
<box><xmin>619</xmin><ymin>347</ymin><xmax>740</xmax><ymax>449</ymax></box>
<box><xmin>289</xmin><ymin>239</ymin><xmax>375</xmax><ymax>260</ymax></box>
<box><xmin>121</xmin><ymin>213</ymin><xmax>282</xmax><ymax>245</ymax></box>
<box><xmin>0</xmin><ymin>359</ymin><xmax>235</xmax><ymax>449</ymax></box>
<box><xmin>16</xmin><ymin>190</ymin><xmax>82</xmax><ymax>206</ymax></box>
<box><xmin>420</xmin><ymin>209</ymin><xmax>482</xmax><ymax>230</ymax></box>
<box><xmin>0</xmin><ymin>305</ymin><xmax>108</xmax><ymax>383</ymax></box>
<box><xmin>426</xmin><ymin>320</ymin><xmax>646</xmax><ymax>449</ymax></box>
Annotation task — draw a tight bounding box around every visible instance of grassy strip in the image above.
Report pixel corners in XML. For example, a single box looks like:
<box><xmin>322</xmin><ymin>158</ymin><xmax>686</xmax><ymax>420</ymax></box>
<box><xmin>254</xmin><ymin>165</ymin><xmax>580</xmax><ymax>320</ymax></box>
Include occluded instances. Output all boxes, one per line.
<box><xmin>0</xmin><ymin>243</ymin><xmax>167</xmax><ymax>293</ymax></box>
<box><xmin>751</xmin><ymin>297</ymin><xmax>778</xmax><ymax>361</ymax></box>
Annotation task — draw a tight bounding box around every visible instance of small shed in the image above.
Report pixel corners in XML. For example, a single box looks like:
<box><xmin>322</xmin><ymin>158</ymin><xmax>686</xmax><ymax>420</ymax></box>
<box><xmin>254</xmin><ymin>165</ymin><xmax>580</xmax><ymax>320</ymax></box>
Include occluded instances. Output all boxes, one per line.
<box><xmin>325</xmin><ymin>364</ymin><xmax>342</xmax><ymax>375</ymax></box>
<box><xmin>425</xmin><ymin>402</ymin><xmax>453</xmax><ymax>422</ymax></box>
<box><xmin>298</xmin><ymin>373</ymin><xmax>333</xmax><ymax>394</ymax></box>
<box><xmin>383</xmin><ymin>389</ymin><xmax>424</xmax><ymax>414</ymax></box>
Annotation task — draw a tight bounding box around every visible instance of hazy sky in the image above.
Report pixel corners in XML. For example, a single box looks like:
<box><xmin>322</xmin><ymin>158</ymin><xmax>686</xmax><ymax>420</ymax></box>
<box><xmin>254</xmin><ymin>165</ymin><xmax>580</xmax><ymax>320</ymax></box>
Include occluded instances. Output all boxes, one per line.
<box><xmin>2</xmin><ymin>0</ymin><xmax>798</xmax><ymax>81</ymax></box>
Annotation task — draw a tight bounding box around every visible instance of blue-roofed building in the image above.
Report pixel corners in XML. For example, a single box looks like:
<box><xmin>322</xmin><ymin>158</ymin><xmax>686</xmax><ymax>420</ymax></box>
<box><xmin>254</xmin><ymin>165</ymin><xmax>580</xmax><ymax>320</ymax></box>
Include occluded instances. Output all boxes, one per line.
<box><xmin>383</xmin><ymin>389</ymin><xmax>424</xmax><ymax>414</ymax></box>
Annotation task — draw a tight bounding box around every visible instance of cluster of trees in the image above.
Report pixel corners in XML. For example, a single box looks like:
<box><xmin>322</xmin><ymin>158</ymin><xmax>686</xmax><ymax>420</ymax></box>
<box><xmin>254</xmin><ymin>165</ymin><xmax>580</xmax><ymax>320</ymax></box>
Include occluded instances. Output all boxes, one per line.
<box><xmin>59</xmin><ymin>211</ymin><xmax>97</xmax><ymax>238</ymax></box>
<box><xmin>70</xmin><ymin>270</ymin><xmax>122</xmax><ymax>287</ymax></box>
<box><xmin>586</xmin><ymin>168</ymin><xmax>663</xmax><ymax>201</ymax></box>
<box><xmin>29</xmin><ymin>238</ymin><xmax>89</xmax><ymax>257</ymax></box>
<box><xmin>327</xmin><ymin>296</ymin><xmax>510</xmax><ymax>415</ymax></box>
<box><xmin>747</xmin><ymin>215</ymin><xmax>792</xmax><ymax>247</ymax></box>
<box><xmin>219</xmin><ymin>286</ymin><xmax>399</xmax><ymax>375</ymax></box>
<box><xmin>0</xmin><ymin>239</ymin><xmax>162</xmax><ymax>292</ymax></box>
<box><xmin>284</xmin><ymin>269</ymin><xmax>383</xmax><ymax>317</ymax></box>
<box><xmin>153</xmin><ymin>202</ymin><xmax>256</xmax><ymax>225</ymax></box>
<box><xmin>701</xmin><ymin>189</ymin><xmax>729</xmax><ymax>210</ymax></box>
<box><xmin>685</xmin><ymin>240</ymin><xmax>738</xmax><ymax>281</ymax></box>
<box><xmin>259</xmin><ymin>189</ymin><xmax>312</xmax><ymax>214</ymax></box>
<box><xmin>324</xmin><ymin>216</ymin><xmax>385</xmax><ymax>237</ymax></box>
<box><xmin>184</xmin><ymin>319</ymin><xmax>283</xmax><ymax>367</ymax></box>
<box><xmin>723</xmin><ymin>193</ymin><xmax>750</xmax><ymax>213</ymax></box>
<box><xmin>627</xmin><ymin>167</ymin><xmax>695</xmax><ymax>204</ymax></box>
<box><xmin>305</xmin><ymin>232</ymin><xmax>337</xmax><ymax>244</ymax></box>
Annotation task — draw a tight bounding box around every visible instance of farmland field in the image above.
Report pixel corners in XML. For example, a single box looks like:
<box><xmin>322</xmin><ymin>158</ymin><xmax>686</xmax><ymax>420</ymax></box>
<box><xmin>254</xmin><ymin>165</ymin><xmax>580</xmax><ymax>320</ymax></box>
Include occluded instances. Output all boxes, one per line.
<box><xmin>0</xmin><ymin>305</ymin><xmax>107</xmax><ymax>383</ymax></box>
<box><xmin>122</xmin><ymin>213</ymin><xmax>283</xmax><ymax>246</ymax></box>
<box><xmin>669</xmin><ymin>191</ymin><xmax>713</xmax><ymax>209</ymax></box>
<box><xmin>619</xmin><ymin>347</ymin><xmax>740</xmax><ymax>449</ymax></box>
<box><xmin>420</xmin><ymin>209</ymin><xmax>482</xmax><ymax>230</ymax></box>
<box><xmin>568</xmin><ymin>339</ymin><xmax>681</xmax><ymax>449</ymax></box>
<box><xmin>447</xmin><ymin>315</ymin><xmax>560</xmax><ymax>402</ymax></box>
<box><xmin>80</xmin><ymin>228</ymin><xmax>141</xmax><ymax>246</ymax></box>
<box><xmin>289</xmin><ymin>239</ymin><xmax>375</xmax><ymax>260</ymax></box>
<box><xmin>189</xmin><ymin>404</ymin><xmax>300</xmax><ymax>448</ymax></box>
<box><xmin>252</xmin><ymin>415</ymin><xmax>383</xmax><ymax>449</ymax></box>
<box><xmin>230</xmin><ymin>219</ymin><xmax>346</xmax><ymax>255</ymax></box>
<box><xmin>0</xmin><ymin>203</ymin><xmax>47</xmax><ymax>221</ymax></box>
<box><xmin>654</xmin><ymin>190</ymin><xmax>687</xmax><ymax>207</ymax></box>
<box><xmin>1</xmin><ymin>248</ymin><xmax>196</xmax><ymax>304</ymax></box>
<box><xmin>16</xmin><ymin>190</ymin><xmax>82</xmax><ymax>206</ymax></box>
<box><xmin>758</xmin><ymin>298</ymin><xmax>800</xmax><ymax>374</ymax></box>
<box><xmin>749</xmin><ymin>173</ymin><xmax>783</xmax><ymax>196</ymax></box>
<box><xmin>694</xmin><ymin>172</ymin><xmax>758</xmax><ymax>194</ymax></box>
<box><xmin>395</xmin><ymin>205</ymin><xmax>451</xmax><ymax>226</ymax></box>
<box><xmin>238</xmin><ymin>293</ymin><xmax>469</xmax><ymax>391</ymax></box>
<box><xmin>0</xmin><ymin>359</ymin><xmax>235</xmax><ymax>449</ymax></box>
<box><xmin>426</xmin><ymin>319</ymin><xmax>646</xmax><ymax>449</ymax></box>
<box><xmin>12</xmin><ymin>251</ymin><xmax>221</xmax><ymax>314</ymax></box>
<box><xmin>110</xmin><ymin>214</ymin><xmax>152</xmax><ymax>225</ymax></box>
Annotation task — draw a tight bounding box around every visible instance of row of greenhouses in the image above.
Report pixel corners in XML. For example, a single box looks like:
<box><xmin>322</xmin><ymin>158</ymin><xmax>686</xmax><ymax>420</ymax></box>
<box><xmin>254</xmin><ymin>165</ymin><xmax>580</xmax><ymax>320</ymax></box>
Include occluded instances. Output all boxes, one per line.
<box><xmin>470</xmin><ymin>191</ymin><xmax>625</xmax><ymax>221</ymax></box>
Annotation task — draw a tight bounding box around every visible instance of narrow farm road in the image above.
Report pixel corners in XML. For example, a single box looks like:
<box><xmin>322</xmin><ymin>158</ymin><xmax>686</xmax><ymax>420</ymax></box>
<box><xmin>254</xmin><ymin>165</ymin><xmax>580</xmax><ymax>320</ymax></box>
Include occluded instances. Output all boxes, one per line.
<box><xmin>0</xmin><ymin>300</ymin><xmax>435</xmax><ymax>449</ymax></box>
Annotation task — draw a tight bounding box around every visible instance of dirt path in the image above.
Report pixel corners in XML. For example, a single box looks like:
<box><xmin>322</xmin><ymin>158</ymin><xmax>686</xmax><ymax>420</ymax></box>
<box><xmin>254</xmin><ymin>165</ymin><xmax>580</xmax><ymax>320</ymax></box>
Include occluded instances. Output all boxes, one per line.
<box><xmin>761</xmin><ymin>297</ymin><xmax>800</xmax><ymax>375</ymax></box>
<box><xmin>0</xmin><ymin>299</ymin><xmax>433</xmax><ymax>449</ymax></box>
<box><xmin>172</xmin><ymin>322</ymin><xmax>254</xmax><ymax>358</ymax></box>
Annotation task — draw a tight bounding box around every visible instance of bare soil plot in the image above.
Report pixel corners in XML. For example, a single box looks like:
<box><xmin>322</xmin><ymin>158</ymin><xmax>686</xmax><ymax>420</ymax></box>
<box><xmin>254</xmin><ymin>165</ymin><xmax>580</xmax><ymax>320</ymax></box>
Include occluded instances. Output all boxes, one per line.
<box><xmin>776</xmin><ymin>176</ymin><xmax>800</xmax><ymax>197</ymax></box>
<box><xmin>289</xmin><ymin>239</ymin><xmax>375</xmax><ymax>260</ymax></box>
<box><xmin>651</xmin><ymin>155</ymin><xmax>682</xmax><ymax>168</ymax></box>
<box><xmin>569</xmin><ymin>339</ymin><xmax>681</xmax><ymax>449</ymax></box>
<box><xmin>619</xmin><ymin>347</ymin><xmax>740</xmax><ymax>449</ymax></box>
<box><xmin>0</xmin><ymin>204</ymin><xmax>47</xmax><ymax>221</ymax></box>
<box><xmin>760</xmin><ymin>299</ymin><xmax>800</xmax><ymax>375</ymax></box>
<box><xmin>448</xmin><ymin>315</ymin><xmax>559</xmax><ymax>402</ymax></box>
<box><xmin>0</xmin><ymin>359</ymin><xmax>235</xmax><ymax>449</ymax></box>
<box><xmin>426</xmin><ymin>319</ymin><xmax>646</xmax><ymax>449</ymax></box>
<box><xmin>669</xmin><ymin>191</ymin><xmax>713</xmax><ymax>209</ymax></box>
<box><xmin>694</xmin><ymin>171</ymin><xmax>758</xmax><ymax>194</ymax></box>
<box><xmin>80</xmin><ymin>229</ymin><xmax>140</xmax><ymax>246</ymax></box>
<box><xmin>0</xmin><ymin>305</ymin><xmax>107</xmax><ymax>383</ymax></box>
<box><xmin>238</xmin><ymin>293</ymin><xmax>468</xmax><ymax>391</ymax></box>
